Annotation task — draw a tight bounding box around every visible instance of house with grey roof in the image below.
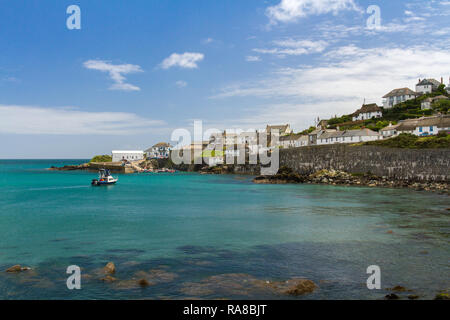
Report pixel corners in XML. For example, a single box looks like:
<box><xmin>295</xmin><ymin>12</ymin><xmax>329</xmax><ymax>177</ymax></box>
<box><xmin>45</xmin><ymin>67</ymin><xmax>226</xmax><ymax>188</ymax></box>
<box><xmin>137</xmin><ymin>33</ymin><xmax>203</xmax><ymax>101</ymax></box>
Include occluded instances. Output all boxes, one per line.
<box><xmin>380</xmin><ymin>122</ymin><xmax>400</xmax><ymax>138</ymax></box>
<box><xmin>266</xmin><ymin>124</ymin><xmax>293</xmax><ymax>136</ymax></box>
<box><xmin>317</xmin><ymin>129</ymin><xmax>382</xmax><ymax>145</ymax></box>
<box><xmin>416</xmin><ymin>78</ymin><xmax>442</xmax><ymax>94</ymax></box>
<box><xmin>279</xmin><ymin>134</ymin><xmax>309</xmax><ymax>148</ymax></box>
<box><xmin>382</xmin><ymin>88</ymin><xmax>417</xmax><ymax>108</ymax></box>
<box><xmin>352</xmin><ymin>104</ymin><xmax>383</xmax><ymax>121</ymax></box>
<box><xmin>421</xmin><ymin>95</ymin><xmax>449</xmax><ymax>110</ymax></box>
<box><xmin>396</xmin><ymin>115</ymin><xmax>450</xmax><ymax>136</ymax></box>
<box><xmin>145</xmin><ymin>142</ymin><xmax>172</xmax><ymax>159</ymax></box>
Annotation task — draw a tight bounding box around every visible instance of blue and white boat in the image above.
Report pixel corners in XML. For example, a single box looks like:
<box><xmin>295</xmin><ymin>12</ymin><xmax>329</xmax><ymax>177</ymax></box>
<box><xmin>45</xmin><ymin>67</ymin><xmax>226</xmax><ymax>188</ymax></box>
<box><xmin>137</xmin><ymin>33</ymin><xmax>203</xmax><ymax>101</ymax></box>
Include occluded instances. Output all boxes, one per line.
<box><xmin>91</xmin><ymin>169</ymin><xmax>118</xmax><ymax>186</ymax></box>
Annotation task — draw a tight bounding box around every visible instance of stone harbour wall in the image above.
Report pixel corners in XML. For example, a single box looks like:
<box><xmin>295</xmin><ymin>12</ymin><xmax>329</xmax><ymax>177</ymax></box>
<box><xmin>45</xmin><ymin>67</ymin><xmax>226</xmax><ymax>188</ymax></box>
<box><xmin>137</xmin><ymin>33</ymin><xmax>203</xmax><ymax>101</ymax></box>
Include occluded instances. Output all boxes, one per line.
<box><xmin>279</xmin><ymin>145</ymin><xmax>450</xmax><ymax>182</ymax></box>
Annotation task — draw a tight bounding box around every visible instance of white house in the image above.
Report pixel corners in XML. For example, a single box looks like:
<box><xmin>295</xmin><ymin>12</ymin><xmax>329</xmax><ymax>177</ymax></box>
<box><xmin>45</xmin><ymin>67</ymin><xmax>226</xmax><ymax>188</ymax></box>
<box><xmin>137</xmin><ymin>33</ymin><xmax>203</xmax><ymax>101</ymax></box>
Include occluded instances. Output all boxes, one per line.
<box><xmin>279</xmin><ymin>134</ymin><xmax>309</xmax><ymax>148</ymax></box>
<box><xmin>421</xmin><ymin>98</ymin><xmax>433</xmax><ymax>110</ymax></box>
<box><xmin>396</xmin><ymin>115</ymin><xmax>450</xmax><ymax>136</ymax></box>
<box><xmin>416</xmin><ymin>78</ymin><xmax>441</xmax><ymax>94</ymax></box>
<box><xmin>112</xmin><ymin>150</ymin><xmax>144</xmax><ymax>162</ymax></box>
<box><xmin>145</xmin><ymin>142</ymin><xmax>172</xmax><ymax>159</ymax></box>
<box><xmin>380</xmin><ymin>122</ymin><xmax>400</xmax><ymax>138</ymax></box>
<box><xmin>266</xmin><ymin>124</ymin><xmax>293</xmax><ymax>136</ymax></box>
<box><xmin>317</xmin><ymin>129</ymin><xmax>382</xmax><ymax>145</ymax></box>
<box><xmin>382</xmin><ymin>88</ymin><xmax>416</xmax><ymax>109</ymax></box>
<box><xmin>352</xmin><ymin>104</ymin><xmax>383</xmax><ymax>121</ymax></box>
<box><xmin>421</xmin><ymin>95</ymin><xmax>449</xmax><ymax>110</ymax></box>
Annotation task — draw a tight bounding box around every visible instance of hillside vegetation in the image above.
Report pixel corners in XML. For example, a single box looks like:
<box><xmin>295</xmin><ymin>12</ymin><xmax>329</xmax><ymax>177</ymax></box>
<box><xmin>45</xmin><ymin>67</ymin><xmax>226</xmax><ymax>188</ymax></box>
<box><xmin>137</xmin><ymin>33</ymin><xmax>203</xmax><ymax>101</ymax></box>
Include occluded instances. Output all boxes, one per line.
<box><xmin>326</xmin><ymin>88</ymin><xmax>449</xmax><ymax>132</ymax></box>
<box><xmin>364</xmin><ymin>133</ymin><xmax>450</xmax><ymax>149</ymax></box>
<box><xmin>90</xmin><ymin>155</ymin><xmax>113</xmax><ymax>163</ymax></box>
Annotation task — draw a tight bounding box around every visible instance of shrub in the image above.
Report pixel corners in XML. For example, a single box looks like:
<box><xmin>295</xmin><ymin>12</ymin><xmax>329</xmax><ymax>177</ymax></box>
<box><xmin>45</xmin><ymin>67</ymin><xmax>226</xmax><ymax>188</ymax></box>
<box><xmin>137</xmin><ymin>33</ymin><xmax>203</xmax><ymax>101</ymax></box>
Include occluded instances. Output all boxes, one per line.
<box><xmin>90</xmin><ymin>155</ymin><xmax>113</xmax><ymax>163</ymax></box>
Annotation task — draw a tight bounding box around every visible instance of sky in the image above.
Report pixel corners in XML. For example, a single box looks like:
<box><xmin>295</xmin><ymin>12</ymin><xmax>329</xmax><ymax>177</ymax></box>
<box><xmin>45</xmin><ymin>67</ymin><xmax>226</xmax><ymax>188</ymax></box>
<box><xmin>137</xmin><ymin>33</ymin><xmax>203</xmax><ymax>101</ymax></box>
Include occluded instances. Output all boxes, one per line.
<box><xmin>1</xmin><ymin>0</ymin><xmax>450</xmax><ymax>158</ymax></box>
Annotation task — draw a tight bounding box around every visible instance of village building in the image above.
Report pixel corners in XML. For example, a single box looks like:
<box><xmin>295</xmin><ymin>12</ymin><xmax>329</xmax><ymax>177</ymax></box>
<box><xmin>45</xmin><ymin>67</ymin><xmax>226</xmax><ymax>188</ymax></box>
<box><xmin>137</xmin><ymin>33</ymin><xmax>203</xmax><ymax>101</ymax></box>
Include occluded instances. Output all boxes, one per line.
<box><xmin>380</xmin><ymin>122</ymin><xmax>400</xmax><ymax>138</ymax></box>
<box><xmin>317</xmin><ymin>129</ymin><xmax>382</xmax><ymax>145</ymax></box>
<box><xmin>421</xmin><ymin>95</ymin><xmax>449</xmax><ymax>110</ymax></box>
<box><xmin>279</xmin><ymin>134</ymin><xmax>308</xmax><ymax>148</ymax></box>
<box><xmin>415</xmin><ymin>78</ymin><xmax>441</xmax><ymax>94</ymax></box>
<box><xmin>308</xmin><ymin>128</ymin><xmax>336</xmax><ymax>146</ymax></box>
<box><xmin>145</xmin><ymin>142</ymin><xmax>172</xmax><ymax>159</ymax></box>
<box><xmin>266</xmin><ymin>124</ymin><xmax>293</xmax><ymax>136</ymax></box>
<box><xmin>396</xmin><ymin>115</ymin><xmax>450</xmax><ymax>136</ymax></box>
<box><xmin>382</xmin><ymin>88</ymin><xmax>416</xmax><ymax>108</ymax></box>
<box><xmin>352</xmin><ymin>104</ymin><xmax>383</xmax><ymax>121</ymax></box>
<box><xmin>112</xmin><ymin>150</ymin><xmax>144</xmax><ymax>162</ymax></box>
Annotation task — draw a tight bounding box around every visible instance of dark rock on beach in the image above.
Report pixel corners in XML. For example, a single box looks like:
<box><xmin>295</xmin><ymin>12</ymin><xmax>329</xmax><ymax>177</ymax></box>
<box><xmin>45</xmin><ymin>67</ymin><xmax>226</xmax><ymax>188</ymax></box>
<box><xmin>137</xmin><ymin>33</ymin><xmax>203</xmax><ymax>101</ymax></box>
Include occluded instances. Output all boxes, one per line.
<box><xmin>253</xmin><ymin>167</ymin><xmax>450</xmax><ymax>194</ymax></box>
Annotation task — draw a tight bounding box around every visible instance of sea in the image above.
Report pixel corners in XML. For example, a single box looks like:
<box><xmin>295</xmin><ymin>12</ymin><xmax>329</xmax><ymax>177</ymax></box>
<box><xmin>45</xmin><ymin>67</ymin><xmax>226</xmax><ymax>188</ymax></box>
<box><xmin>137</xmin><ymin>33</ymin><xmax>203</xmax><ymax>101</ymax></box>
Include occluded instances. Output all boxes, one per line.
<box><xmin>0</xmin><ymin>159</ymin><xmax>448</xmax><ymax>300</ymax></box>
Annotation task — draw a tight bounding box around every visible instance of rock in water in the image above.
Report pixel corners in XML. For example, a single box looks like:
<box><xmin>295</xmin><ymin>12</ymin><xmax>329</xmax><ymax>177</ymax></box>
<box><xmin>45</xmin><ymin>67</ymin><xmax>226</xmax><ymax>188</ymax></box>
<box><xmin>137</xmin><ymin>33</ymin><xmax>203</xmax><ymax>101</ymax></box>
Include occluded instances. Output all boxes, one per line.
<box><xmin>138</xmin><ymin>279</ymin><xmax>151</xmax><ymax>287</ymax></box>
<box><xmin>434</xmin><ymin>293</ymin><xmax>450</xmax><ymax>300</ymax></box>
<box><xmin>385</xmin><ymin>293</ymin><xmax>400</xmax><ymax>300</ymax></box>
<box><xmin>103</xmin><ymin>262</ymin><xmax>116</xmax><ymax>274</ymax></box>
<box><xmin>6</xmin><ymin>265</ymin><xmax>22</xmax><ymax>273</ymax></box>
<box><xmin>100</xmin><ymin>275</ymin><xmax>117</xmax><ymax>283</ymax></box>
<box><xmin>284</xmin><ymin>279</ymin><xmax>317</xmax><ymax>296</ymax></box>
<box><xmin>5</xmin><ymin>265</ymin><xmax>31</xmax><ymax>273</ymax></box>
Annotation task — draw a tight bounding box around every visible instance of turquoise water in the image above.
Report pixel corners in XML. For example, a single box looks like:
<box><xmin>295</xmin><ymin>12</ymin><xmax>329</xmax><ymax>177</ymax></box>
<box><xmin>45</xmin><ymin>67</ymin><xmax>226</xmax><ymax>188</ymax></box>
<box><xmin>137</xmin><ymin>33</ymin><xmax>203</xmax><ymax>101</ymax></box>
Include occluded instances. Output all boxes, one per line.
<box><xmin>0</xmin><ymin>160</ymin><xmax>448</xmax><ymax>300</ymax></box>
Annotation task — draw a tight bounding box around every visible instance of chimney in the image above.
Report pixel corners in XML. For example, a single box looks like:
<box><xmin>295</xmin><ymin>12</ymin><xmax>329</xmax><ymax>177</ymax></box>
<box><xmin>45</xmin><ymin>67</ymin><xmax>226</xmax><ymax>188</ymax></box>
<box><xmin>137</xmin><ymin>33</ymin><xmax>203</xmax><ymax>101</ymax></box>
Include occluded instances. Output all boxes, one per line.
<box><xmin>441</xmin><ymin>77</ymin><xmax>444</xmax><ymax>84</ymax></box>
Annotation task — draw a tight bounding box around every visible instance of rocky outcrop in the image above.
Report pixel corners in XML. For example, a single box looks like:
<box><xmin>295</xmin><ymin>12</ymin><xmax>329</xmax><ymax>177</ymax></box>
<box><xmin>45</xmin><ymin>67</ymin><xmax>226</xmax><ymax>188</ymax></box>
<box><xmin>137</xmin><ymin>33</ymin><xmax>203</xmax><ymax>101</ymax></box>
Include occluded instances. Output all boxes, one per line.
<box><xmin>253</xmin><ymin>167</ymin><xmax>450</xmax><ymax>194</ymax></box>
<box><xmin>103</xmin><ymin>262</ymin><xmax>116</xmax><ymax>274</ymax></box>
<box><xmin>5</xmin><ymin>265</ymin><xmax>32</xmax><ymax>273</ymax></box>
<box><xmin>49</xmin><ymin>163</ymin><xmax>90</xmax><ymax>171</ymax></box>
<box><xmin>283</xmin><ymin>279</ymin><xmax>317</xmax><ymax>296</ymax></box>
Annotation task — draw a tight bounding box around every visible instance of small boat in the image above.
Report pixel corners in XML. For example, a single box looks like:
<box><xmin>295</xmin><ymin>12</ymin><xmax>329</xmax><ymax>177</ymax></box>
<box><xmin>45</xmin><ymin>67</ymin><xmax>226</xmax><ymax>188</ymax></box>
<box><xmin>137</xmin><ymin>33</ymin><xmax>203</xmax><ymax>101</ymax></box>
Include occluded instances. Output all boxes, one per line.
<box><xmin>91</xmin><ymin>169</ymin><xmax>118</xmax><ymax>186</ymax></box>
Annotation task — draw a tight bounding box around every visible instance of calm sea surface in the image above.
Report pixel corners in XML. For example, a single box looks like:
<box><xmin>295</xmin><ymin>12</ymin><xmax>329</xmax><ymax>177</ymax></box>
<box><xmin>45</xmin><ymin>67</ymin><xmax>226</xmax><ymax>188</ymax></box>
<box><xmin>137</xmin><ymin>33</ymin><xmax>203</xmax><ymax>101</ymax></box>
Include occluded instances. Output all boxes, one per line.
<box><xmin>0</xmin><ymin>160</ymin><xmax>448</xmax><ymax>300</ymax></box>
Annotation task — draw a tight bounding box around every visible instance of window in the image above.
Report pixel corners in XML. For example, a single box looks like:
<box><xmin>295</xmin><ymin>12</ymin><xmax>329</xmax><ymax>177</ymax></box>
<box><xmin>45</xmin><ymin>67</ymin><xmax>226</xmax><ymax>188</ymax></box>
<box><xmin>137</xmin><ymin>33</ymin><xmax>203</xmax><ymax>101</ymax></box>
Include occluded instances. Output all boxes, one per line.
<box><xmin>419</xmin><ymin>127</ymin><xmax>423</xmax><ymax>132</ymax></box>
<box><xmin>430</xmin><ymin>126</ymin><xmax>433</xmax><ymax>132</ymax></box>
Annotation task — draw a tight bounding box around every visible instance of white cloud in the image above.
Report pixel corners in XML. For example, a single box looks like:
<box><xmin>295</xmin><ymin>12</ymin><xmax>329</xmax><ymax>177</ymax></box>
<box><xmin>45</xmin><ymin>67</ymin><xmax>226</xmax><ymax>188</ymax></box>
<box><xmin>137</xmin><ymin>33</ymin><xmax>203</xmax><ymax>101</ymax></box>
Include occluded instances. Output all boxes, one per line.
<box><xmin>254</xmin><ymin>39</ymin><xmax>328</xmax><ymax>57</ymax></box>
<box><xmin>246</xmin><ymin>56</ymin><xmax>261</xmax><ymax>62</ymax></box>
<box><xmin>160</xmin><ymin>52</ymin><xmax>205</xmax><ymax>69</ymax></box>
<box><xmin>203</xmin><ymin>38</ymin><xmax>214</xmax><ymax>44</ymax></box>
<box><xmin>0</xmin><ymin>105</ymin><xmax>165</xmax><ymax>135</ymax></box>
<box><xmin>266</xmin><ymin>0</ymin><xmax>360</xmax><ymax>24</ymax></box>
<box><xmin>176</xmin><ymin>80</ymin><xmax>188</xmax><ymax>88</ymax></box>
<box><xmin>83</xmin><ymin>60</ymin><xmax>143</xmax><ymax>91</ymax></box>
<box><xmin>212</xmin><ymin>45</ymin><xmax>450</xmax><ymax>130</ymax></box>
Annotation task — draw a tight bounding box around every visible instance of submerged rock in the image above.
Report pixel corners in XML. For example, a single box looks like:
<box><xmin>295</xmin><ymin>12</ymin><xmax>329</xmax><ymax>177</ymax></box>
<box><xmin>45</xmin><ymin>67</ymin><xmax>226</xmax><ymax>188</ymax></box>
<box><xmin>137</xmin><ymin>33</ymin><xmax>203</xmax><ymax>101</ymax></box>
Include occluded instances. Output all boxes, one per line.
<box><xmin>138</xmin><ymin>279</ymin><xmax>151</xmax><ymax>287</ymax></box>
<box><xmin>5</xmin><ymin>265</ymin><xmax>31</xmax><ymax>273</ymax></box>
<box><xmin>103</xmin><ymin>262</ymin><xmax>116</xmax><ymax>274</ymax></box>
<box><xmin>283</xmin><ymin>279</ymin><xmax>317</xmax><ymax>296</ymax></box>
<box><xmin>180</xmin><ymin>273</ymin><xmax>317</xmax><ymax>298</ymax></box>
<box><xmin>385</xmin><ymin>293</ymin><xmax>400</xmax><ymax>300</ymax></box>
<box><xmin>434</xmin><ymin>293</ymin><xmax>450</xmax><ymax>300</ymax></box>
<box><xmin>408</xmin><ymin>295</ymin><xmax>419</xmax><ymax>300</ymax></box>
<box><xmin>100</xmin><ymin>275</ymin><xmax>117</xmax><ymax>283</ymax></box>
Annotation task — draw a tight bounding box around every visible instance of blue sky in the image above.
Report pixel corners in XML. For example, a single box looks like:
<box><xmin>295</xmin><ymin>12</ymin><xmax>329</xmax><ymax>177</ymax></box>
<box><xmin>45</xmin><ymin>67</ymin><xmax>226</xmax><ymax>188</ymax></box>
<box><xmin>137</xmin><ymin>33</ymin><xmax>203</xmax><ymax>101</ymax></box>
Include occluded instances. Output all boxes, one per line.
<box><xmin>1</xmin><ymin>0</ymin><xmax>450</xmax><ymax>158</ymax></box>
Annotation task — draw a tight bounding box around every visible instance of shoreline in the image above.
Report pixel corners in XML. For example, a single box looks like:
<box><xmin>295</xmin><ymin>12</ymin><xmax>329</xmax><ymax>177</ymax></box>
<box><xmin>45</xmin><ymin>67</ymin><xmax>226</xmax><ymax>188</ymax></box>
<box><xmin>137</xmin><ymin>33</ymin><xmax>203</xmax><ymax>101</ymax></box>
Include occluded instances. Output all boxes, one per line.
<box><xmin>252</xmin><ymin>168</ymin><xmax>450</xmax><ymax>195</ymax></box>
<box><xmin>48</xmin><ymin>162</ymin><xmax>449</xmax><ymax>195</ymax></box>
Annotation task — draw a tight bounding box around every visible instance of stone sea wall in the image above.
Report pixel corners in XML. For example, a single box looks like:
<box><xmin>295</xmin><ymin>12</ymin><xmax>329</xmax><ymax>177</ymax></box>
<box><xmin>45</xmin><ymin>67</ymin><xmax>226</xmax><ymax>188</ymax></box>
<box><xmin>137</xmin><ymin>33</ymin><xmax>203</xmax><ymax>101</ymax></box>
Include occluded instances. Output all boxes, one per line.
<box><xmin>279</xmin><ymin>145</ymin><xmax>450</xmax><ymax>182</ymax></box>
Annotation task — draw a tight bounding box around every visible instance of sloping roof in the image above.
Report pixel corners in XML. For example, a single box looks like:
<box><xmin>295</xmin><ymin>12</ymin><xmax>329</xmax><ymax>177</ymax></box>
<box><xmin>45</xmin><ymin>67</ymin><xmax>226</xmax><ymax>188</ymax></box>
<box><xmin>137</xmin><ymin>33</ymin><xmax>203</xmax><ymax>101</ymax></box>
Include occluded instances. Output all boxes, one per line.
<box><xmin>266</xmin><ymin>124</ymin><xmax>290</xmax><ymax>132</ymax></box>
<box><xmin>144</xmin><ymin>142</ymin><xmax>172</xmax><ymax>152</ymax></box>
<box><xmin>318</xmin><ymin>128</ymin><xmax>381</xmax><ymax>140</ymax></box>
<box><xmin>383</xmin><ymin>88</ymin><xmax>417</xmax><ymax>98</ymax></box>
<box><xmin>380</xmin><ymin>123</ymin><xmax>400</xmax><ymax>132</ymax></box>
<box><xmin>112</xmin><ymin>150</ymin><xmax>144</xmax><ymax>154</ymax></box>
<box><xmin>431</xmin><ymin>95</ymin><xmax>449</xmax><ymax>102</ymax></box>
<box><xmin>417</xmin><ymin>79</ymin><xmax>441</xmax><ymax>87</ymax></box>
<box><xmin>279</xmin><ymin>133</ymin><xmax>306</xmax><ymax>141</ymax></box>
<box><xmin>397</xmin><ymin>115</ymin><xmax>450</xmax><ymax>131</ymax></box>
<box><xmin>353</xmin><ymin>103</ymin><xmax>382</xmax><ymax>116</ymax></box>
